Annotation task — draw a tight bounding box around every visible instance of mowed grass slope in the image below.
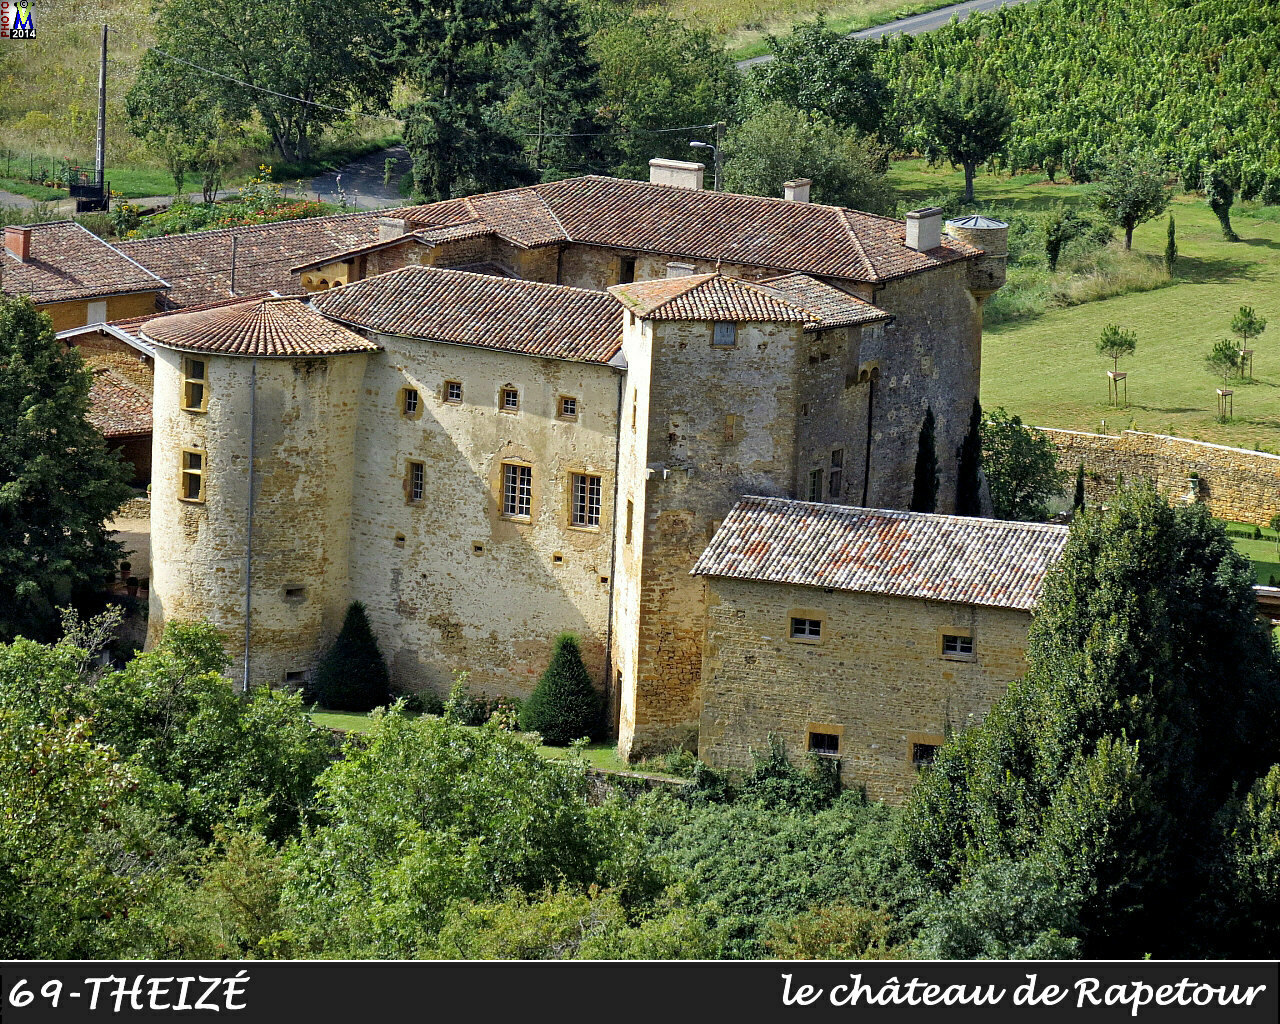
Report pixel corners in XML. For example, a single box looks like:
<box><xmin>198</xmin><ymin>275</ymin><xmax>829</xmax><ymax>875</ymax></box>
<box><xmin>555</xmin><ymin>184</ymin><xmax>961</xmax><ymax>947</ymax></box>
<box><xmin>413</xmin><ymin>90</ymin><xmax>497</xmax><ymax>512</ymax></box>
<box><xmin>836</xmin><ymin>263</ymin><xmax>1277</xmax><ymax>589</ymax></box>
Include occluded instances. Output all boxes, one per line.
<box><xmin>888</xmin><ymin>159</ymin><xmax>1280</xmax><ymax>452</ymax></box>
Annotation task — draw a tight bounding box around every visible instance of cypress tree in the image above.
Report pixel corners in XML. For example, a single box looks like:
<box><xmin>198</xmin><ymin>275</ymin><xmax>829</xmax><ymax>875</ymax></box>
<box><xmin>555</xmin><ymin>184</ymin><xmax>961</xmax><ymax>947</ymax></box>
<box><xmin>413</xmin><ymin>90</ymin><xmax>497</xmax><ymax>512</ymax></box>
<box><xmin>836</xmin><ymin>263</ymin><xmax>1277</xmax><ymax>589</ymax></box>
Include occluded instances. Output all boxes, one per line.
<box><xmin>312</xmin><ymin>601</ymin><xmax>391</xmax><ymax>711</ymax></box>
<box><xmin>1073</xmin><ymin>462</ymin><xmax>1086</xmax><ymax>511</ymax></box>
<box><xmin>955</xmin><ymin>398</ymin><xmax>983</xmax><ymax>516</ymax></box>
<box><xmin>519</xmin><ymin>633</ymin><xmax>602</xmax><ymax>745</ymax></box>
<box><xmin>1164</xmin><ymin>215</ymin><xmax>1177</xmax><ymax>275</ymax></box>
<box><xmin>911</xmin><ymin>406</ymin><xmax>939</xmax><ymax>513</ymax></box>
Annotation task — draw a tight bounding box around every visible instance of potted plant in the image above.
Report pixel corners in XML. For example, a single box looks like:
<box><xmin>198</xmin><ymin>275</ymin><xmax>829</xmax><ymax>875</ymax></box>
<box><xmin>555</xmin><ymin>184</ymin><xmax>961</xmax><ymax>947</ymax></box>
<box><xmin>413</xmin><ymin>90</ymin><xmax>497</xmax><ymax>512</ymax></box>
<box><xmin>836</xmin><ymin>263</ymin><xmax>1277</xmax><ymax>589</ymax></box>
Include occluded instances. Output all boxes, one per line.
<box><xmin>125</xmin><ymin>576</ymin><xmax>139</xmax><ymax>597</ymax></box>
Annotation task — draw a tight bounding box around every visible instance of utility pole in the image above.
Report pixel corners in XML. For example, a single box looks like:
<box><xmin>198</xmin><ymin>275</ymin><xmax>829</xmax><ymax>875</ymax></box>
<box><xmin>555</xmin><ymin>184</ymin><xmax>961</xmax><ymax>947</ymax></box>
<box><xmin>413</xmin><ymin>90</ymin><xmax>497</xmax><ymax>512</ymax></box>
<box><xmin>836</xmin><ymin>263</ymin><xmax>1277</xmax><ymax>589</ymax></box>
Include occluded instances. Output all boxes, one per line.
<box><xmin>96</xmin><ymin>24</ymin><xmax>108</xmax><ymax>206</ymax></box>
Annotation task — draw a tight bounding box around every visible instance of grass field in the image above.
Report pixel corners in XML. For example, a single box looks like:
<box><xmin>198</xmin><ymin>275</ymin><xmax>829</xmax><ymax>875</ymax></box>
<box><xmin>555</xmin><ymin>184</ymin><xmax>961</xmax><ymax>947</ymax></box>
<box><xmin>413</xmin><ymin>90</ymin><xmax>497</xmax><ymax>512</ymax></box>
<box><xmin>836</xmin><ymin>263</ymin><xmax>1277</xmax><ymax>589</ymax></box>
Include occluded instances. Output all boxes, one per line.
<box><xmin>1228</xmin><ymin>531</ymin><xmax>1280</xmax><ymax>586</ymax></box>
<box><xmin>887</xmin><ymin>159</ymin><xmax>1280</xmax><ymax>452</ymax></box>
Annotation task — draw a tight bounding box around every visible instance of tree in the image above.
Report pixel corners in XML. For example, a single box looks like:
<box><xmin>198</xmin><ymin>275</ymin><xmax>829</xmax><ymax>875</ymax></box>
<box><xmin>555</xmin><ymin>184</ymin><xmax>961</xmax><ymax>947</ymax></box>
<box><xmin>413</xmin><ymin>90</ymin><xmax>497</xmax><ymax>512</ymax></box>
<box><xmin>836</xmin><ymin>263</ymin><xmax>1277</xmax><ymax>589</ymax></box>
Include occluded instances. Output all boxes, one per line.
<box><xmin>0</xmin><ymin>297</ymin><xmax>132</xmax><ymax>642</ymax></box>
<box><xmin>1096</xmin><ymin>324</ymin><xmax>1137</xmax><ymax>375</ymax></box>
<box><xmin>1230</xmin><ymin>305</ymin><xmax>1267</xmax><ymax>351</ymax></box>
<box><xmin>721</xmin><ymin>104</ymin><xmax>893</xmax><ymax>213</ymax></box>
<box><xmin>1204</xmin><ymin>165</ymin><xmax>1239</xmax><ymax>241</ymax></box>
<box><xmin>387</xmin><ymin>0</ymin><xmax>537</xmax><ymax>200</ymax></box>
<box><xmin>503</xmin><ymin>0</ymin><xmax>612</xmax><ymax>180</ymax></box>
<box><xmin>1092</xmin><ymin>150</ymin><xmax>1171</xmax><ymax>250</ymax></box>
<box><xmin>1073</xmin><ymin>463</ymin><xmax>1085</xmax><ymax>512</ymax></box>
<box><xmin>518</xmin><ymin>633</ymin><xmax>602</xmax><ymax>745</ymax></box>
<box><xmin>901</xmin><ymin>483</ymin><xmax>1280</xmax><ymax>955</ymax></box>
<box><xmin>1206</xmin><ymin>338</ymin><xmax>1241</xmax><ymax>388</ymax></box>
<box><xmin>917</xmin><ymin>74</ymin><xmax>1013</xmax><ymax>204</ymax></box>
<box><xmin>311</xmin><ymin>602</ymin><xmax>391</xmax><ymax>712</ymax></box>
<box><xmin>911</xmin><ymin>406</ymin><xmax>939</xmax><ymax>513</ymax></box>
<box><xmin>1044</xmin><ymin>205</ymin><xmax>1090</xmax><ymax>271</ymax></box>
<box><xmin>1271</xmin><ymin>513</ymin><xmax>1280</xmax><ymax>563</ymax></box>
<box><xmin>981</xmin><ymin>408</ymin><xmax>1064</xmax><ymax>521</ymax></box>
<box><xmin>144</xmin><ymin>0</ymin><xmax>386</xmax><ymax>164</ymax></box>
<box><xmin>746</xmin><ymin>16</ymin><xmax>889</xmax><ymax>137</ymax></box>
<box><xmin>954</xmin><ymin>398</ymin><xmax>984</xmax><ymax>517</ymax></box>
<box><xmin>1164</xmin><ymin>215</ymin><xmax>1177</xmax><ymax>275</ymax></box>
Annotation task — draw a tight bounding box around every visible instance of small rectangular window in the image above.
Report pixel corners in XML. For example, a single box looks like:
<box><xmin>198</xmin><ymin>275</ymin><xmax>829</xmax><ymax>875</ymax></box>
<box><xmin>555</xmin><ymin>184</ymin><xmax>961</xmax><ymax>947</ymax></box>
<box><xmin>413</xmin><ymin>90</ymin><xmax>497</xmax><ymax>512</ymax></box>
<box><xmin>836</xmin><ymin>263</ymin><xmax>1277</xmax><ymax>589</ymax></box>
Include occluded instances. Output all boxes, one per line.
<box><xmin>284</xmin><ymin>585</ymin><xmax>306</xmax><ymax>601</ymax></box>
<box><xmin>559</xmin><ymin>396</ymin><xmax>578</xmax><ymax>419</ymax></box>
<box><xmin>631</xmin><ymin>391</ymin><xmax>637</xmax><ymax>432</ymax></box>
<box><xmin>181</xmin><ymin>448</ymin><xmax>205</xmax><ymax>502</ymax></box>
<box><xmin>808</xmin><ymin>731</ymin><xmax>840</xmax><ymax>755</ymax></box>
<box><xmin>912</xmin><ymin>743</ymin><xmax>940</xmax><ymax>768</ymax></box>
<box><xmin>808</xmin><ymin>469</ymin><xmax>823</xmax><ymax>502</ymax></box>
<box><xmin>791</xmin><ymin>617</ymin><xmax>821</xmax><ymax>639</ymax></box>
<box><xmin>402</xmin><ymin>388</ymin><xmax>419</xmax><ymax>416</ymax></box>
<box><xmin>445</xmin><ymin>381</ymin><xmax>463</xmax><ymax>404</ymax></box>
<box><xmin>712</xmin><ymin>321</ymin><xmax>737</xmax><ymax>347</ymax></box>
<box><xmin>87</xmin><ymin>300</ymin><xmax>108</xmax><ymax>325</ymax></box>
<box><xmin>829</xmin><ymin>449</ymin><xmax>843</xmax><ymax>499</ymax></box>
<box><xmin>182</xmin><ymin>358</ymin><xmax>207</xmax><ymax>412</ymax></box>
<box><xmin>501</xmin><ymin>387</ymin><xmax>520</xmax><ymax>412</ymax></box>
<box><xmin>503</xmin><ymin>463</ymin><xmax>532</xmax><ymax>519</ymax></box>
<box><xmin>619</xmin><ymin>257</ymin><xmax>636</xmax><ymax>285</ymax></box>
<box><xmin>626</xmin><ymin>499</ymin><xmax>634</xmax><ymax>545</ymax></box>
<box><xmin>724</xmin><ymin>413</ymin><xmax>740</xmax><ymax>443</ymax></box>
<box><xmin>571</xmin><ymin>473</ymin><xmax>602</xmax><ymax>528</ymax></box>
<box><xmin>406</xmin><ymin>460</ymin><xmax>425</xmax><ymax>503</ymax></box>
<box><xmin>942</xmin><ymin>633</ymin><xmax>974</xmax><ymax>658</ymax></box>
<box><xmin>284</xmin><ymin>670</ymin><xmax>307</xmax><ymax>687</ymax></box>
<box><xmin>801</xmin><ymin>402</ymin><xmax>810</xmax><ymax>417</ymax></box>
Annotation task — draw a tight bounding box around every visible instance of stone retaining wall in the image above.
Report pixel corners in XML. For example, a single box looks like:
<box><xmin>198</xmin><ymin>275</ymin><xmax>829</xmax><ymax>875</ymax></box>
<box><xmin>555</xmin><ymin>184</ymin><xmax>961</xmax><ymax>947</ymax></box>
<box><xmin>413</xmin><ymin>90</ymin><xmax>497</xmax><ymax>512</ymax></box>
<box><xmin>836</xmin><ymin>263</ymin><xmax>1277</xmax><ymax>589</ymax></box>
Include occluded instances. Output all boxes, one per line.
<box><xmin>1039</xmin><ymin>428</ymin><xmax>1280</xmax><ymax>526</ymax></box>
<box><xmin>115</xmin><ymin>495</ymin><xmax>150</xmax><ymax>520</ymax></box>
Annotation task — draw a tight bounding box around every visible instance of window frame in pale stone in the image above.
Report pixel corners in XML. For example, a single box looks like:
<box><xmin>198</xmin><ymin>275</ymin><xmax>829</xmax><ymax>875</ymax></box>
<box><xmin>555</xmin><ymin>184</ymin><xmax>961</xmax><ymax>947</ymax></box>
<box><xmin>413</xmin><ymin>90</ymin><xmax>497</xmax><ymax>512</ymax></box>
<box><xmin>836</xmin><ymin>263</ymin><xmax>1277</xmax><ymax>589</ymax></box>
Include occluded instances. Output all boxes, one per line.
<box><xmin>939</xmin><ymin>630</ymin><xmax>975</xmax><ymax>661</ymax></box>
<box><xmin>558</xmin><ymin>395</ymin><xmax>578</xmax><ymax>420</ymax></box>
<box><xmin>181</xmin><ymin>357</ymin><xmax>209</xmax><ymax>413</ymax></box>
<box><xmin>500</xmin><ymin>386</ymin><xmax>520</xmax><ymax>413</ymax></box>
<box><xmin>444</xmin><ymin>380</ymin><xmax>463</xmax><ymax>404</ymax></box>
<box><xmin>788</xmin><ymin>610</ymin><xmax>825</xmax><ymax>643</ymax></box>
<box><xmin>569</xmin><ymin>472</ymin><xmax>602</xmax><ymax>530</ymax></box>
<box><xmin>806</xmin><ymin>723</ymin><xmax>844</xmax><ymax>757</ymax></box>
<box><xmin>908</xmin><ymin>732</ymin><xmax>946</xmax><ymax>770</ymax></box>
<box><xmin>405</xmin><ymin>459</ymin><xmax>426</xmax><ymax>505</ymax></box>
<box><xmin>179</xmin><ymin>447</ymin><xmax>206</xmax><ymax>503</ymax></box>
<box><xmin>401</xmin><ymin>387</ymin><xmax>420</xmax><ymax>418</ymax></box>
<box><xmin>501</xmin><ymin>461</ymin><xmax>533</xmax><ymax>520</ymax></box>
<box><xmin>829</xmin><ymin>448</ymin><xmax>844</xmax><ymax>498</ymax></box>
<box><xmin>808</xmin><ymin>468</ymin><xmax>823</xmax><ymax>502</ymax></box>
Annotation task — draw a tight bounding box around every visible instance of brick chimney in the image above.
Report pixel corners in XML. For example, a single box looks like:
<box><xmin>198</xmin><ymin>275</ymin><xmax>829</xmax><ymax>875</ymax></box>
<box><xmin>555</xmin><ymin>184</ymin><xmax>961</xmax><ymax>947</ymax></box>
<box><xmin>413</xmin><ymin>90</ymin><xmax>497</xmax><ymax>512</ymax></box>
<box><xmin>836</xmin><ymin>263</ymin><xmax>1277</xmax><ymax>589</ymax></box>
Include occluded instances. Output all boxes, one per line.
<box><xmin>905</xmin><ymin>207</ymin><xmax>944</xmax><ymax>252</ymax></box>
<box><xmin>648</xmin><ymin>158</ymin><xmax>705</xmax><ymax>190</ymax></box>
<box><xmin>666</xmin><ymin>261</ymin><xmax>696</xmax><ymax>278</ymax></box>
<box><xmin>4</xmin><ymin>225</ymin><xmax>32</xmax><ymax>263</ymax></box>
<box><xmin>783</xmin><ymin>178</ymin><xmax>812</xmax><ymax>203</ymax></box>
<box><xmin>377</xmin><ymin>217</ymin><xmax>409</xmax><ymax>242</ymax></box>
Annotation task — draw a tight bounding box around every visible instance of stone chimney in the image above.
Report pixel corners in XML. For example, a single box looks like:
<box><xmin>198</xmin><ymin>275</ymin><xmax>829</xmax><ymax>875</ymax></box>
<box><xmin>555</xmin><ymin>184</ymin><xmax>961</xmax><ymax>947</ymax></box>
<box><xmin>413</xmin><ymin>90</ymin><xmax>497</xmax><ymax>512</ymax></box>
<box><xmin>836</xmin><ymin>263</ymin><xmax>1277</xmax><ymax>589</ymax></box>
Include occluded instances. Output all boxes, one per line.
<box><xmin>666</xmin><ymin>261</ymin><xmax>696</xmax><ymax>278</ymax></box>
<box><xmin>377</xmin><ymin>217</ymin><xmax>409</xmax><ymax>242</ymax></box>
<box><xmin>905</xmin><ymin>207</ymin><xmax>944</xmax><ymax>252</ymax></box>
<box><xmin>648</xmin><ymin>158</ymin><xmax>705</xmax><ymax>191</ymax></box>
<box><xmin>4</xmin><ymin>225</ymin><xmax>32</xmax><ymax>263</ymax></box>
<box><xmin>783</xmin><ymin>178</ymin><xmax>812</xmax><ymax>203</ymax></box>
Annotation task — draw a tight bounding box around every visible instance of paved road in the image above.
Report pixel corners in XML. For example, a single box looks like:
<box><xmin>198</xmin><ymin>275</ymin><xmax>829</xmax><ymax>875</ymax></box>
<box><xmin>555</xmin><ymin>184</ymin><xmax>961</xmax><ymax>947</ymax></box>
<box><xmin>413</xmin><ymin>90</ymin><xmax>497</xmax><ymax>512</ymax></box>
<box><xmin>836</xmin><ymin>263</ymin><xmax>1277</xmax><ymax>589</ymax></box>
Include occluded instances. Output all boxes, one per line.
<box><xmin>309</xmin><ymin>144</ymin><xmax>412</xmax><ymax>210</ymax></box>
<box><xmin>736</xmin><ymin>0</ymin><xmax>1037</xmax><ymax>69</ymax></box>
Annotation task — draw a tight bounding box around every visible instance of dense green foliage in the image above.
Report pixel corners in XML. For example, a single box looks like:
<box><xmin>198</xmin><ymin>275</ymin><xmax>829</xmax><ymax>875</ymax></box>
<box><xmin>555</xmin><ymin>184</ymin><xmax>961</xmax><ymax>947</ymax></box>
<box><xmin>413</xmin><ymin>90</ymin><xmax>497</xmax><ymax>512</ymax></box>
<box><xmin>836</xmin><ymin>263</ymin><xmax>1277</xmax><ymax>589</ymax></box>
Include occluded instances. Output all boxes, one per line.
<box><xmin>0</xmin><ymin>298</ymin><xmax>132</xmax><ymax>642</ymax></box>
<box><xmin>913</xmin><ymin>73</ymin><xmax>1012</xmax><ymax>204</ymax></box>
<box><xmin>879</xmin><ymin>0</ymin><xmax>1280</xmax><ymax>201</ymax></box>
<box><xmin>910</xmin><ymin>406</ymin><xmax>938</xmax><ymax>513</ymax></box>
<box><xmin>1093</xmin><ymin>150</ymin><xmax>1171</xmax><ymax>250</ymax></box>
<box><xmin>900</xmin><ymin>483</ymin><xmax>1280</xmax><ymax>955</ymax></box>
<box><xmin>955</xmin><ymin>398</ymin><xmax>984</xmax><ymax>517</ymax></box>
<box><xmin>311</xmin><ymin>602</ymin><xmax>392</xmax><ymax>712</ymax></box>
<box><xmin>518</xmin><ymin>633</ymin><xmax>602</xmax><ymax>744</ymax></box>
<box><xmin>981</xmin><ymin>407</ymin><xmax>1065</xmax><ymax>521</ymax></box>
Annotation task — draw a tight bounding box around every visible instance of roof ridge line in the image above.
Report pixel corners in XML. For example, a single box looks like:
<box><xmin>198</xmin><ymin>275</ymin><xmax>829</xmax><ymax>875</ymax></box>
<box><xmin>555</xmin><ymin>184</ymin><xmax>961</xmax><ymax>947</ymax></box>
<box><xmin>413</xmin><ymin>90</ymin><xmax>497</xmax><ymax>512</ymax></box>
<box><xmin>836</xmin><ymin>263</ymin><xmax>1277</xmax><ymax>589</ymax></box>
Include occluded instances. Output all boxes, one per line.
<box><xmin>835</xmin><ymin>207</ymin><xmax>879</xmax><ymax>283</ymax></box>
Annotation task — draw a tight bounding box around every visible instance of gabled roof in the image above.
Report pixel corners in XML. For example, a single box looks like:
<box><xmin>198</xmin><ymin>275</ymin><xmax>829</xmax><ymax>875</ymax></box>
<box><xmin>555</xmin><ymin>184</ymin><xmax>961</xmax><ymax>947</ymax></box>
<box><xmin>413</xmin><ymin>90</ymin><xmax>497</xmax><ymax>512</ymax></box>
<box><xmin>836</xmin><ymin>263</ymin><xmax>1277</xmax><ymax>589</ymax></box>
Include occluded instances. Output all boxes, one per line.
<box><xmin>87</xmin><ymin>365</ymin><xmax>152</xmax><ymax>438</ymax></box>
<box><xmin>609</xmin><ymin>273</ymin><xmax>813</xmax><ymax>322</ymax></box>
<box><xmin>310</xmin><ymin>265</ymin><xmax>623</xmax><ymax>365</ymax></box>
<box><xmin>693</xmin><ymin>496</ymin><xmax>1069</xmax><ymax>612</ymax></box>
<box><xmin>141</xmin><ymin>295</ymin><xmax>380</xmax><ymax>357</ymax></box>
<box><xmin>758</xmin><ymin>273</ymin><xmax>891</xmax><ymax>330</ymax></box>
<box><xmin>2</xmin><ymin>221</ymin><xmax>168</xmax><ymax>304</ymax></box>
<box><xmin>116</xmin><ymin>212</ymin><xmax>383</xmax><ymax>307</ymax></box>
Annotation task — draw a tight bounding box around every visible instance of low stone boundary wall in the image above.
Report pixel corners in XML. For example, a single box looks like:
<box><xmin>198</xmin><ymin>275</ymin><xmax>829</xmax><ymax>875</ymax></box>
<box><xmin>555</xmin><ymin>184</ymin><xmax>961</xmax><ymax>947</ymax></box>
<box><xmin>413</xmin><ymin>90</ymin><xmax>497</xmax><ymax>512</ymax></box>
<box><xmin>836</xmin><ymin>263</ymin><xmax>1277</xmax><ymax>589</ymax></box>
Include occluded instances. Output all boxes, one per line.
<box><xmin>115</xmin><ymin>495</ymin><xmax>151</xmax><ymax>520</ymax></box>
<box><xmin>1038</xmin><ymin>428</ymin><xmax>1280</xmax><ymax>526</ymax></box>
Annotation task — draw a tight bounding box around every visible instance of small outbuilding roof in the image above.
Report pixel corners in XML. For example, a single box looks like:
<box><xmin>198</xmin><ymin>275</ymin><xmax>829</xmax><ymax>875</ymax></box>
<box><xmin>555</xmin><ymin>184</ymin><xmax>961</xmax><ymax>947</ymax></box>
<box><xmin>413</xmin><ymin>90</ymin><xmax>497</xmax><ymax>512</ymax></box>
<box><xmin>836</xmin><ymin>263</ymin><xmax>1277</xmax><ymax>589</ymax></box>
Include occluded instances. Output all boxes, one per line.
<box><xmin>757</xmin><ymin>273</ymin><xmax>892</xmax><ymax>330</ymax></box>
<box><xmin>87</xmin><ymin>365</ymin><xmax>152</xmax><ymax>438</ymax></box>
<box><xmin>141</xmin><ymin>295</ymin><xmax>380</xmax><ymax>357</ymax></box>
<box><xmin>2</xmin><ymin>221</ymin><xmax>168</xmax><ymax>304</ymax></box>
<box><xmin>692</xmin><ymin>496</ymin><xmax>1069</xmax><ymax>612</ymax></box>
<box><xmin>609</xmin><ymin>273</ymin><xmax>812</xmax><ymax>323</ymax></box>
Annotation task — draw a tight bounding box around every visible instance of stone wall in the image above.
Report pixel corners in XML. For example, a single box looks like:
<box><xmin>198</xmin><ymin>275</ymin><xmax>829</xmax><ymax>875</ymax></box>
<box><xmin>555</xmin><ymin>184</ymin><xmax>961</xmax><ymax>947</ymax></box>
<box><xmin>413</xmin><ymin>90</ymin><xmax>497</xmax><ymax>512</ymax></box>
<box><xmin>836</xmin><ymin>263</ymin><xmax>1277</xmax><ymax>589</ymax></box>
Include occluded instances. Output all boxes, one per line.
<box><xmin>699</xmin><ymin>577</ymin><xmax>1033</xmax><ymax>803</ymax></box>
<box><xmin>1040</xmin><ymin>428</ymin><xmax>1280</xmax><ymax>526</ymax></box>
<box><xmin>41</xmin><ymin>291</ymin><xmax>161</xmax><ymax>333</ymax></box>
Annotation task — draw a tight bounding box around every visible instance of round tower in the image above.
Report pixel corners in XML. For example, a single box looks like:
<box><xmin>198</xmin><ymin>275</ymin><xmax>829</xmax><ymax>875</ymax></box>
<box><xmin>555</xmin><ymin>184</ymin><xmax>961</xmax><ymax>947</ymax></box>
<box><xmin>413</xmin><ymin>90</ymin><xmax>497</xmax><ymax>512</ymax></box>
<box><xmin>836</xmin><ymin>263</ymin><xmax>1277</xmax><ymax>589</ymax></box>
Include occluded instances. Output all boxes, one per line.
<box><xmin>945</xmin><ymin>215</ymin><xmax>1009</xmax><ymax>298</ymax></box>
<box><xmin>143</xmin><ymin>296</ymin><xmax>377</xmax><ymax>689</ymax></box>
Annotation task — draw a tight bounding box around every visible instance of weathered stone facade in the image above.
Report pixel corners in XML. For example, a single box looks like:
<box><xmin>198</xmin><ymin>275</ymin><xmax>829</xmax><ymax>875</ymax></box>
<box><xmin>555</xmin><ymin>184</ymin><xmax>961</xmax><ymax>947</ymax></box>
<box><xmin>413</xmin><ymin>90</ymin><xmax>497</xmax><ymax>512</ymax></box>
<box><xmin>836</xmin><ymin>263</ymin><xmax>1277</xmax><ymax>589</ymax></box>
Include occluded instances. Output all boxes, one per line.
<box><xmin>42</xmin><ymin>291</ymin><xmax>161</xmax><ymax>333</ymax></box>
<box><xmin>1041</xmin><ymin>427</ymin><xmax>1280</xmax><ymax>527</ymax></box>
<box><xmin>699</xmin><ymin>577</ymin><xmax>1035</xmax><ymax>803</ymax></box>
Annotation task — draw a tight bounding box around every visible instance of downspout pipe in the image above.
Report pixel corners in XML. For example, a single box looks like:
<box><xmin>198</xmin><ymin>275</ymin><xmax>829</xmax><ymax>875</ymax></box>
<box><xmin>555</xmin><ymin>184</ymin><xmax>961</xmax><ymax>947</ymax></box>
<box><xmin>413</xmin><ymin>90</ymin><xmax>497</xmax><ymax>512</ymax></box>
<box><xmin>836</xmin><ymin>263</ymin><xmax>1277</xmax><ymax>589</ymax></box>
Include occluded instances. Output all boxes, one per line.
<box><xmin>242</xmin><ymin>357</ymin><xmax>257</xmax><ymax>693</ymax></box>
<box><xmin>602</xmin><ymin>368</ymin><xmax>625</xmax><ymax>735</ymax></box>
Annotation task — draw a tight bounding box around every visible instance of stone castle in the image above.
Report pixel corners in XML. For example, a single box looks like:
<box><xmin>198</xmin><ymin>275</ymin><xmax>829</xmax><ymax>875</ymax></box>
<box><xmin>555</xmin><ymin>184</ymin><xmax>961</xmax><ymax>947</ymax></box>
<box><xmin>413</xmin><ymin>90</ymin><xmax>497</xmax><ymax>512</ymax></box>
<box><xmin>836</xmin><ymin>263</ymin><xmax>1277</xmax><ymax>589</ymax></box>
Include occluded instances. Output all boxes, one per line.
<box><xmin>22</xmin><ymin>159</ymin><xmax>1046</xmax><ymax>779</ymax></box>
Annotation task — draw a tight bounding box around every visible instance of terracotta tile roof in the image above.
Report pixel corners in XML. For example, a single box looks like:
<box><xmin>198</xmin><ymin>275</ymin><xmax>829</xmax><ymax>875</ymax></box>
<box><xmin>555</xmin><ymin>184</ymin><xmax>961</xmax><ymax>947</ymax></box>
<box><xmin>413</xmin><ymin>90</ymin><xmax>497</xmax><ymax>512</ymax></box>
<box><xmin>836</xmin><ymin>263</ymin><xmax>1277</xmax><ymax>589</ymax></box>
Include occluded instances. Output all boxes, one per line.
<box><xmin>116</xmin><ymin>212</ymin><xmax>383</xmax><ymax>307</ymax></box>
<box><xmin>692</xmin><ymin>496</ymin><xmax>1069</xmax><ymax>612</ymax></box>
<box><xmin>87</xmin><ymin>365</ymin><xmax>152</xmax><ymax>438</ymax></box>
<box><xmin>310</xmin><ymin>265</ymin><xmax>623</xmax><ymax>364</ymax></box>
<box><xmin>141</xmin><ymin>296</ymin><xmax>381</xmax><ymax>357</ymax></box>
<box><xmin>391</xmin><ymin>176</ymin><xmax>978</xmax><ymax>283</ymax></box>
<box><xmin>758</xmin><ymin>273</ymin><xmax>891</xmax><ymax>330</ymax></box>
<box><xmin>609</xmin><ymin>273</ymin><xmax>811</xmax><ymax>322</ymax></box>
<box><xmin>2</xmin><ymin>221</ymin><xmax>168</xmax><ymax>304</ymax></box>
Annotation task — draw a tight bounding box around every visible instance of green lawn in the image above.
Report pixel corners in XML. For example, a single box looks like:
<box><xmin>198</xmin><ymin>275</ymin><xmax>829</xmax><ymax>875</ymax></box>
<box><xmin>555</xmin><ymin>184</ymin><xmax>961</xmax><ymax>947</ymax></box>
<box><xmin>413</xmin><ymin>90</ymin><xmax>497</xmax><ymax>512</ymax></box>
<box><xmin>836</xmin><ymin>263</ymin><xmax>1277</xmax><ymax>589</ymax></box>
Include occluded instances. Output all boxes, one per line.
<box><xmin>885</xmin><ymin>159</ymin><xmax>1280</xmax><ymax>452</ymax></box>
<box><xmin>1229</xmin><ymin>531</ymin><xmax>1280</xmax><ymax>586</ymax></box>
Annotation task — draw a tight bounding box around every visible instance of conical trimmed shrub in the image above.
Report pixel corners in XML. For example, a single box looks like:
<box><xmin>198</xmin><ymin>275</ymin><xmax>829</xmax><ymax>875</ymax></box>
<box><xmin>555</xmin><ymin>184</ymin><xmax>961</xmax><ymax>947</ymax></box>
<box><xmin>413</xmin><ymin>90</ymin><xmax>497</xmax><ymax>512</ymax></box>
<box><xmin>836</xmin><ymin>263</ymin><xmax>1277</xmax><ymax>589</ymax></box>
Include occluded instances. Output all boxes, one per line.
<box><xmin>311</xmin><ymin>601</ymin><xmax>391</xmax><ymax>711</ymax></box>
<box><xmin>518</xmin><ymin>633</ymin><xmax>602</xmax><ymax>745</ymax></box>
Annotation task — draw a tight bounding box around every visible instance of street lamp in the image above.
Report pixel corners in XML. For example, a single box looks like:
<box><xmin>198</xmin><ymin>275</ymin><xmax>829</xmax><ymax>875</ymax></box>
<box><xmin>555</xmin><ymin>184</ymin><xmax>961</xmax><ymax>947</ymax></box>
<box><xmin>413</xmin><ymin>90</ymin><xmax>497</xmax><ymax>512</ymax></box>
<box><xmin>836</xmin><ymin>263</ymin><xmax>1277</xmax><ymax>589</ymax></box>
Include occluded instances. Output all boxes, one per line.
<box><xmin>689</xmin><ymin>140</ymin><xmax>721</xmax><ymax>192</ymax></box>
